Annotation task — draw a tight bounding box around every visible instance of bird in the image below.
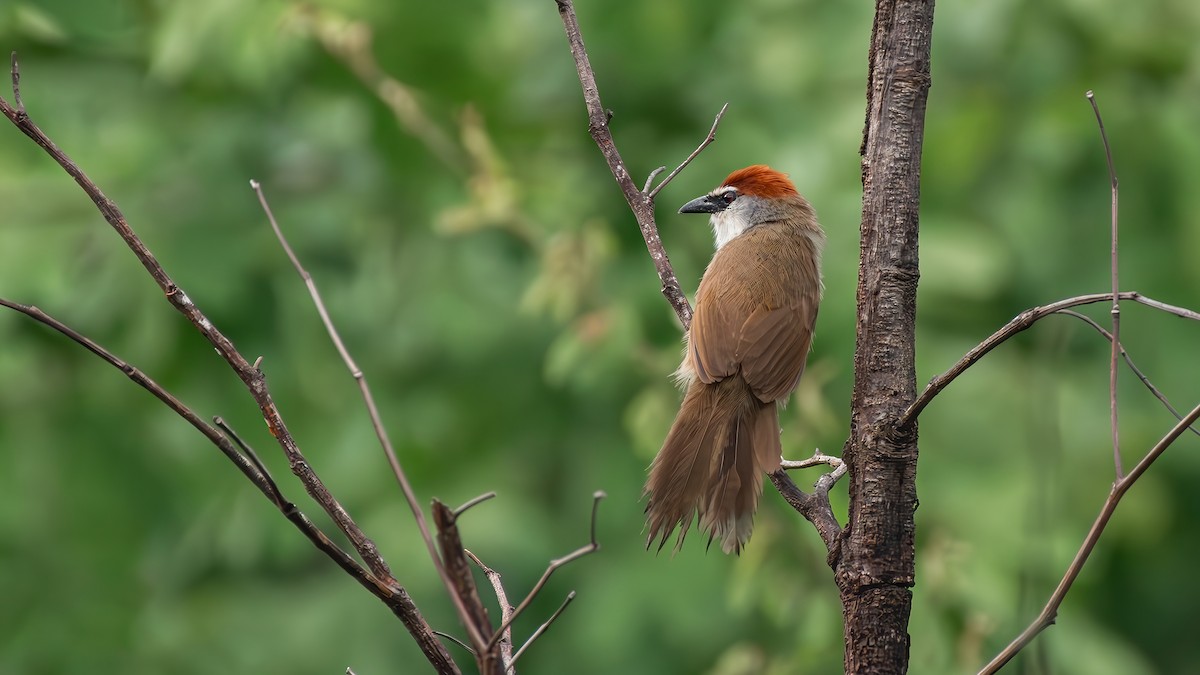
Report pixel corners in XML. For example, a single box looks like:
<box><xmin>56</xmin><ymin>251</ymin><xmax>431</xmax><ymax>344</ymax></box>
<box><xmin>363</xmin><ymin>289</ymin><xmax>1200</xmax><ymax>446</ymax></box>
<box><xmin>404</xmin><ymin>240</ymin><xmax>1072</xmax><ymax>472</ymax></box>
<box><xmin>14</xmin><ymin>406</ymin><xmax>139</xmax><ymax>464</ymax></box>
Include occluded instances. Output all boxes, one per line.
<box><xmin>644</xmin><ymin>165</ymin><xmax>825</xmax><ymax>554</ymax></box>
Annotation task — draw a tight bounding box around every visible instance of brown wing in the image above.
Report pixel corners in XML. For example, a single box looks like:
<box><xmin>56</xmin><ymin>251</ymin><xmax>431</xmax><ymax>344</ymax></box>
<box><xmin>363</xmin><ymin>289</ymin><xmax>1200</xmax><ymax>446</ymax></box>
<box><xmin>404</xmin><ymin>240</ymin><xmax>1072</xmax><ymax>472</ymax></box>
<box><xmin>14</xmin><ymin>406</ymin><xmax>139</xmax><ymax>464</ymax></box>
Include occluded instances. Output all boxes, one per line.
<box><xmin>688</xmin><ymin>224</ymin><xmax>820</xmax><ymax>401</ymax></box>
<box><xmin>690</xmin><ymin>292</ymin><xmax>817</xmax><ymax>402</ymax></box>
<box><xmin>688</xmin><ymin>287</ymin><xmax>738</xmax><ymax>385</ymax></box>
<box><xmin>736</xmin><ymin>300</ymin><xmax>817</xmax><ymax>402</ymax></box>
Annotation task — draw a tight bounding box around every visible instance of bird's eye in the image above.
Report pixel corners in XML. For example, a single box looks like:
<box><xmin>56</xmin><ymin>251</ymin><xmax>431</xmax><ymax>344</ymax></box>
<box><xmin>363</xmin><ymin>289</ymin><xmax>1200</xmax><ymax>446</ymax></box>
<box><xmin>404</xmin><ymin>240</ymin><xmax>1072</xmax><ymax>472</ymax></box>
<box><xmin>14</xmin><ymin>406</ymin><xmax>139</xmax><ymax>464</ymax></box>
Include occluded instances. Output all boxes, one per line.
<box><xmin>719</xmin><ymin>191</ymin><xmax>737</xmax><ymax>205</ymax></box>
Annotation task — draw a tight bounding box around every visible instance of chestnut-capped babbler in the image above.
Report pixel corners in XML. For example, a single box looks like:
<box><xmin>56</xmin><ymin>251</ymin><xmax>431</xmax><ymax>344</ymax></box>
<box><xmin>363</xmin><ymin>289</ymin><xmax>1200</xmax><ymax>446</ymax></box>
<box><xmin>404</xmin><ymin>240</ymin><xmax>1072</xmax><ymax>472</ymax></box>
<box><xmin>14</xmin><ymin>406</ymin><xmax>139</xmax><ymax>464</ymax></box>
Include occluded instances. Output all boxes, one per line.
<box><xmin>644</xmin><ymin>165</ymin><xmax>824</xmax><ymax>554</ymax></box>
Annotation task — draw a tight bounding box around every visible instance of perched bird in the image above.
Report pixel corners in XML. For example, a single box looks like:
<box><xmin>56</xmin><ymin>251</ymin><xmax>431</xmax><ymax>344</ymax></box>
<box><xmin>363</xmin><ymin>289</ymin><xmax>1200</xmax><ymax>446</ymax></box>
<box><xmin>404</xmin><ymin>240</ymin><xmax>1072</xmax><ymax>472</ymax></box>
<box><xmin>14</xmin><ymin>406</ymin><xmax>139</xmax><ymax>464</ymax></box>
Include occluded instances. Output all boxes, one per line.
<box><xmin>644</xmin><ymin>165</ymin><xmax>825</xmax><ymax>554</ymax></box>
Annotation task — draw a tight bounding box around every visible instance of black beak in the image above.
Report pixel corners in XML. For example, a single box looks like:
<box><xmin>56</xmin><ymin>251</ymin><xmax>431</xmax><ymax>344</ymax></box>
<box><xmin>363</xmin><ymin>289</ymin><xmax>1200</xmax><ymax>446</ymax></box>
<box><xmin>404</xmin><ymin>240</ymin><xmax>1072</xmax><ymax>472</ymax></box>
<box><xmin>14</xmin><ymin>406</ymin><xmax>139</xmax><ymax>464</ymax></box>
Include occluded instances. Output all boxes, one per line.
<box><xmin>678</xmin><ymin>195</ymin><xmax>721</xmax><ymax>214</ymax></box>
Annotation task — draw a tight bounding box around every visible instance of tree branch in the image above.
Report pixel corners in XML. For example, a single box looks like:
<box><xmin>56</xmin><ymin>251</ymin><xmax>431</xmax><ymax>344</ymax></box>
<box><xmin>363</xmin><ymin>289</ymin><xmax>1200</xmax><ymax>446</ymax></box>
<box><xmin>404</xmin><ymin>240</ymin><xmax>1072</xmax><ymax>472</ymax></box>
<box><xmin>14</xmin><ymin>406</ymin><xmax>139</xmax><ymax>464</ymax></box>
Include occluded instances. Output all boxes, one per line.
<box><xmin>838</xmin><ymin>0</ymin><xmax>934</xmax><ymax>670</ymax></box>
<box><xmin>646</xmin><ymin>102</ymin><xmax>729</xmax><ymax>200</ymax></box>
<box><xmin>900</xmin><ymin>292</ymin><xmax>1200</xmax><ymax>428</ymax></box>
<box><xmin>1086</xmin><ymin>90</ymin><xmax>1123</xmax><ymax>479</ymax></box>
<box><xmin>979</xmin><ymin>399</ymin><xmax>1200</xmax><ymax>673</ymax></box>
<box><xmin>555</xmin><ymin>0</ymin><xmax>705</xmax><ymax>328</ymax></box>
<box><xmin>250</xmin><ymin>179</ymin><xmax>490</xmax><ymax>652</ymax></box>
<box><xmin>486</xmin><ymin>491</ymin><xmax>604</xmax><ymax>652</ymax></box>
<box><xmin>465</xmin><ymin>549</ymin><xmax>515</xmax><ymax>669</ymax></box>
<box><xmin>0</xmin><ymin>58</ymin><xmax>459</xmax><ymax>674</ymax></box>
<box><xmin>0</xmin><ymin>298</ymin><xmax>459</xmax><ymax>673</ymax></box>
<box><xmin>432</xmin><ymin>500</ymin><xmax>501</xmax><ymax>675</ymax></box>
<box><xmin>1054</xmin><ymin>310</ymin><xmax>1199</xmax><ymax>438</ymax></box>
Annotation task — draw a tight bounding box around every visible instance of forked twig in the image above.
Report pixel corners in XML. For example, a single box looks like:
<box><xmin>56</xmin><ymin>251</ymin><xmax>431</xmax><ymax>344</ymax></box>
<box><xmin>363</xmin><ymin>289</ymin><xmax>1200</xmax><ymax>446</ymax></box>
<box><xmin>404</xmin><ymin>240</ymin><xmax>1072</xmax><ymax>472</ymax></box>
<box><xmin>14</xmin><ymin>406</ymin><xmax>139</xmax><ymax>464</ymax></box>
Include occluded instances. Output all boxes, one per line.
<box><xmin>1054</xmin><ymin>310</ymin><xmax>1199</xmax><ymax>438</ymax></box>
<box><xmin>555</xmin><ymin>0</ymin><xmax>727</xmax><ymax>329</ymax></box>
<box><xmin>251</xmin><ymin>179</ymin><xmax>486</xmax><ymax>653</ymax></box>
<box><xmin>9</xmin><ymin>52</ymin><xmax>22</xmax><ymax>115</ymax></box>
<box><xmin>214</xmin><ymin>416</ymin><xmax>284</xmax><ymax>506</ymax></box>
<box><xmin>465</xmin><ymin>549</ymin><xmax>514</xmax><ymax>668</ymax></box>
<box><xmin>485</xmin><ymin>491</ymin><xmax>605</xmax><ymax>652</ymax></box>
<box><xmin>647</xmin><ymin>102</ymin><xmax>730</xmax><ymax>200</ymax></box>
<box><xmin>455</xmin><ymin>492</ymin><xmax>498</xmax><ymax>518</ymax></box>
<box><xmin>769</xmin><ymin>448</ymin><xmax>846</xmax><ymax>553</ymax></box>
<box><xmin>508</xmin><ymin>591</ymin><xmax>577</xmax><ymax>670</ymax></box>
<box><xmin>979</xmin><ymin>400</ymin><xmax>1200</xmax><ymax>674</ymax></box>
<box><xmin>901</xmin><ymin>292</ymin><xmax>1200</xmax><ymax>427</ymax></box>
<box><xmin>1087</xmin><ymin>90</ymin><xmax>1123</xmax><ymax>479</ymax></box>
<box><xmin>0</xmin><ymin>299</ymin><xmax>450</xmax><ymax>664</ymax></box>
<box><xmin>0</xmin><ymin>59</ymin><xmax>458</xmax><ymax>674</ymax></box>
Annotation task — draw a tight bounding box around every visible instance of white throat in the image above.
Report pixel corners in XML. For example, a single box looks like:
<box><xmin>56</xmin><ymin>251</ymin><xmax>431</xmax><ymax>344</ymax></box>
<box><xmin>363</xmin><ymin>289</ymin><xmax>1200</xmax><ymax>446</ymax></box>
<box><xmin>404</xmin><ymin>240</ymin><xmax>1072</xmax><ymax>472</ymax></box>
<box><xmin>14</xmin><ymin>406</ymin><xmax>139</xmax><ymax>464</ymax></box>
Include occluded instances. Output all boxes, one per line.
<box><xmin>709</xmin><ymin>208</ymin><xmax>752</xmax><ymax>249</ymax></box>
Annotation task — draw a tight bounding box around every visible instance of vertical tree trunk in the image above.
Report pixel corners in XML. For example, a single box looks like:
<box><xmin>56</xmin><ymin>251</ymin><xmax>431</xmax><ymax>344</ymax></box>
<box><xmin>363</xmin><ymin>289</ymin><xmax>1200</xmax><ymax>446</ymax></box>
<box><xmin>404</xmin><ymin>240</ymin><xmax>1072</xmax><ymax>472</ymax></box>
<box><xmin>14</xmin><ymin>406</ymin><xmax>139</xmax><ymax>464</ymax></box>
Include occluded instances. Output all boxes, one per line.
<box><xmin>837</xmin><ymin>1</ymin><xmax>934</xmax><ymax>672</ymax></box>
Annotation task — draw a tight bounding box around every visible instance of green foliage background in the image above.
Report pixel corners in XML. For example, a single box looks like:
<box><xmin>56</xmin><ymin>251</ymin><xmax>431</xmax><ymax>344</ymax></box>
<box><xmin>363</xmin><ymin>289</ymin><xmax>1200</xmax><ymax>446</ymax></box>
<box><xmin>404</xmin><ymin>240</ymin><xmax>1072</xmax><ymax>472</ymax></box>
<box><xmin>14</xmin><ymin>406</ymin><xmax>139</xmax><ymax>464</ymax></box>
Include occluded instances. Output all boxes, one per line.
<box><xmin>2</xmin><ymin>1</ymin><xmax>1199</xmax><ymax>673</ymax></box>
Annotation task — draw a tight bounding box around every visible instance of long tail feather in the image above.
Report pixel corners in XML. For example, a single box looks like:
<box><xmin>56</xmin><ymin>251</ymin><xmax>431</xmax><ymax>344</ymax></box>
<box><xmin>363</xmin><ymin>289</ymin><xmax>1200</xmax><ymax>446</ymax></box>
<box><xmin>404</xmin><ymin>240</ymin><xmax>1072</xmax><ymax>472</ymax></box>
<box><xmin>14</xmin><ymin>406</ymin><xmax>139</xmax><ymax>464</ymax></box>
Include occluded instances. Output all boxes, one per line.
<box><xmin>644</xmin><ymin>376</ymin><xmax>780</xmax><ymax>554</ymax></box>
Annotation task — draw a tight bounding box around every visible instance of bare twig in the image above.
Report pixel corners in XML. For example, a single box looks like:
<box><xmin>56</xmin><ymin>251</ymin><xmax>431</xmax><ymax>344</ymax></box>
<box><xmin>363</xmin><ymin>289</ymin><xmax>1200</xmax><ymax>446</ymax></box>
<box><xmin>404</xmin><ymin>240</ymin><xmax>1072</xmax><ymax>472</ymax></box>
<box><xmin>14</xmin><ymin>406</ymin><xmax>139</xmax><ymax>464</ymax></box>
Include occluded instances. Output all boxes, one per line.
<box><xmin>647</xmin><ymin>102</ymin><xmax>730</xmax><ymax>200</ymax></box>
<box><xmin>434</xmin><ymin>631</ymin><xmax>476</xmax><ymax>656</ymax></box>
<box><xmin>642</xmin><ymin>166</ymin><xmax>667</xmax><ymax>193</ymax></box>
<box><xmin>9</xmin><ymin>52</ymin><xmax>22</xmax><ymax>115</ymax></box>
<box><xmin>979</xmin><ymin>399</ymin><xmax>1200</xmax><ymax>674</ymax></box>
<box><xmin>768</xmin><ymin>452</ymin><xmax>845</xmax><ymax>555</ymax></box>
<box><xmin>1054</xmin><ymin>310</ymin><xmax>1199</xmax><ymax>438</ymax></box>
<box><xmin>0</xmin><ymin>65</ymin><xmax>458</xmax><ymax>674</ymax></box>
<box><xmin>555</xmin><ymin>0</ymin><xmax>698</xmax><ymax>328</ymax></box>
<box><xmin>486</xmin><ymin>491</ymin><xmax>605</xmax><ymax>652</ymax></box>
<box><xmin>431</xmin><ymin>501</ymin><xmax>496</xmax><ymax>671</ymax></box>
<box><xmin>466</xmin><ymin>549</ymin><xmax>514</xmax><ymax>668</ymax></box>
<box><xmin>508</xmin><ymin>591</ymin><xmax>577</xmax><ymax>670</ymax></box>
<box><xmin>0</xmin><ymin>298</ymin><xmax>457</xmax><ymax>671</ymax></box>
<box><xmin>781</xmin><ymin>450</ymin><xmax>845</xmax><ymax>474</ymax></box>
<box><xmin>1087</xmin><ymin>90</ymin><xmax>1123</xmax><ymax>479</ymax></box>
<box><xmin>214</xmin><ymin>416</ymin><xmax>284</xmax><ymax>507</ymax></box>
<box><xmin>901</xmin><ymin>292</ymin><xmax>1200</xmax><ymax>427</ymax></box>
<box><xmin>777</xmin><ymin>449</ymin><xmax>848</xmax><ymax>546</ymax></box>
<box><xmin>454</xmin><ymin>492</ymin><xmax>498</xmax><ymax>518</ymax></box>
<box><xmin>248</xmin><ymin>178</ymin><xmax>485</xmax><ymax>645</ymax></box>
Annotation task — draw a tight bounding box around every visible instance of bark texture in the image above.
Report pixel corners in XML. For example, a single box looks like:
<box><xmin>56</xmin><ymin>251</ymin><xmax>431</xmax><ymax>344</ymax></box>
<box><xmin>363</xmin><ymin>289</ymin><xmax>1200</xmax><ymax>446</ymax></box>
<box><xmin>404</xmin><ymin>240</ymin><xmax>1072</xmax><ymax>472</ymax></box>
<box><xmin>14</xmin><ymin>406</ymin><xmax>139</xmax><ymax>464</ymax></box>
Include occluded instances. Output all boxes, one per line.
<box><xmin>837</xmin><ymin>1</ymin><xmax>934</xmax><ymax>672</ymax></box>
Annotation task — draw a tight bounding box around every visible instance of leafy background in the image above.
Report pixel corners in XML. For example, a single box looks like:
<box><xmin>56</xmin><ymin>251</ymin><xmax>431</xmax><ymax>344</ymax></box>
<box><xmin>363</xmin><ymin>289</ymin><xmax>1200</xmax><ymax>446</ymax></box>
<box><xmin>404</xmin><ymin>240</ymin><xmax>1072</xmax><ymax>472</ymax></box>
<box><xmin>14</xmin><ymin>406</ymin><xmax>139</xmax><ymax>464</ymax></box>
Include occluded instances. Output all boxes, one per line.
<box><xmin>2</xmin><ymin>1</ymin><xmax>1199</xmax><ymax>673</ymax></box>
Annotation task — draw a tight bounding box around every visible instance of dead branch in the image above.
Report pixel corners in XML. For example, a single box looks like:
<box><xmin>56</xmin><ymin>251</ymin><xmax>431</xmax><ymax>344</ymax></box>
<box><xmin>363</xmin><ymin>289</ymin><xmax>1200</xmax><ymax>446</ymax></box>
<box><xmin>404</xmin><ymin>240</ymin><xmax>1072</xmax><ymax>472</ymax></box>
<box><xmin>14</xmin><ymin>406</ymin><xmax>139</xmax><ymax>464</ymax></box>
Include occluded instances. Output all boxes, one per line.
<box><xmin>1054</xmin><ymin>310</ymin><xmax>1199</xmax><ymax>438</ymax></box>
<box><xmin>979</xmin><ymin>399</ymin><xmax>1200</xmax><ymax>673</ymax></box>
<box><xmin>0</xmin><ymin>54</ymin><xmax>459</xmax><ymax>674</ymax></box>
<box><xmin>432</xmin><ymin>501</ymin><xmax>502</xmax><ymax>675</ymax></box>
<box><xmin>900</xmin><ymin>292</ymin><xmax>1200</xmax><ymax>428</ymax></box>
<box><xmin>1086</xmin><ymin>91</ymin><xmax>1124</xmax><ymax>478</ymax></box>
<box><xmin>0</xmin><ymin>298</ymin><xmax>458</xmax><ymax>673</ymax></box>
<box><xmin>250</xmin><ymin>179</ymin><xmax>492</xmax><ymax>651</ymax></box>
<box><xmin>465</xmin><ymin>550</ymin><xmax>515</xmax><ymax>668</ymax></box>
<box><xmin>554</xmin><ymin>0</ymin><xmax>716</xmax><ymax>329</ymax></box>
<box><xmin>486</xmin><ymin>491</ymin><xmax>604</xmax><ymax>652</ymax></box>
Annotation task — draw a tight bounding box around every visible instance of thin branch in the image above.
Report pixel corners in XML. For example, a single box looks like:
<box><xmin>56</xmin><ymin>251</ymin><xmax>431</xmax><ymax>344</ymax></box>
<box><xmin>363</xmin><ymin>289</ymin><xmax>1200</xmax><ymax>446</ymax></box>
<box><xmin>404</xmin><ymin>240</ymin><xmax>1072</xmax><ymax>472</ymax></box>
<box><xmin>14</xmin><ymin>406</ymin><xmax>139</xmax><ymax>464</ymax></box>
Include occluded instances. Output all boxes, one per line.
<box><xmin>454</xmin><ymin>492</ymin><xmax>498</xmax><ymax>518</ymax></box>
<box><xmin>486</xmin><ymin>491</ymin><xmax>605</xmax><ymax>652</ymax></box>
<box><xmin>508</xmin><ymin>591</ymin><xmax>577</xmax><ymax>670</ymax></box>
<box><xmin>642</xmin><ymin>166</ymin><xmax>666</xmax><ymax>193</ymax></box>
<box><xmin>555</xmin><ymin>0</ymin><xmax>696</xmax><ymax>328</ymax></box>
<box><xmin>647</xmin><ymin>102</ymin><xmax>730</xmax><ymax>199</ymax></box>
<box><xmin>214</xmin><ymin>416</ymin><xmax>284</xmax><ymax>507</ymax></box>
<box><xmin>466</xmin><ymin>549</ymin><xmax>514</xmax><ymax>669</ymax></box>
<box><xmin>900</xmin><ymin>292</ymin><xmax>1200</xmax><ymax>428</ymax></box>
<box><xmin>434</xmin><ymin>631</ymin><xmax>476</xmax><ymax>656</ymax></box>
<box><xmin>9</xmin><ymin>52</ymin><xmax>22</xmax><ymax>115</ymax></box>
<box><xmin>979</xmin><ymin>399</ymin><xmax>1200</xmax><ymax>674</ymax></box>
<box><xmin>0</xmin><ymin>66</ymin><xmax>459</xmax><ymax>674</ymax></box>
<box><xmin>769</xmin><ymin>451</ymin><xmax>844</xmax><ymax>556</ymax></box>
<box><xmin>248</xmin><ymin>178</ymin><xmax>484</xmax><ymax>646</ymax></box>
<box><xmin>0</xmin><ymin>298</ymin><xmax>457</xmax><ymax>671</ymax></box>
<box><xmin>1054</xmin><ymin>310</ymin><xmax>1199</xmax><ymax>438</ymax></box>
<box><xmin>431</xmin><ymin>501</ymin><xmax>496</xmax><ymax>670</ymax></box>
<box><xmin>781</xmin><ymin>450</ymin><xmax>845</xmax><ymax>473</ymax></box>
<box><xmin>1087</xmin><ymin>90</ymin><xmax>1123</xmax><ymax>479</ymax></box>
